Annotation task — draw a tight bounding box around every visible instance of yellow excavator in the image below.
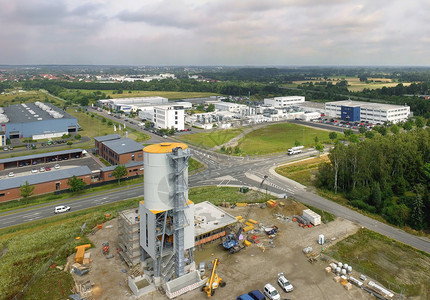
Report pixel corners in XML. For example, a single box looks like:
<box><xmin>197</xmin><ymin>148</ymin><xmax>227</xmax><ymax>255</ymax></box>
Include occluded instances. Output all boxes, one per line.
<box><xmin>202</xmin><ymin>258</ymin><xmax>226</xmax><ymax>297</ymax></box>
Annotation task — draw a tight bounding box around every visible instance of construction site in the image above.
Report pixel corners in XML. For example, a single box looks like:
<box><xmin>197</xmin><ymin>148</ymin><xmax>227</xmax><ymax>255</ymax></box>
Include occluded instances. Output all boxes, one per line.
<box><xmin>65</xmin><ymin>142</ymin><xmax>399</xmax><ymax>300</ymax></box>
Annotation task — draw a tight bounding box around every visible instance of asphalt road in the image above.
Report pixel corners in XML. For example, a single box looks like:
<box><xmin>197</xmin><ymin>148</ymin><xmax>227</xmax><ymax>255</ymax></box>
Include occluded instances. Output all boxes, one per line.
<box><xmin>1</xmin><ymin>113</ymin><xmax>429</xmax><ymax>254</ymax></box>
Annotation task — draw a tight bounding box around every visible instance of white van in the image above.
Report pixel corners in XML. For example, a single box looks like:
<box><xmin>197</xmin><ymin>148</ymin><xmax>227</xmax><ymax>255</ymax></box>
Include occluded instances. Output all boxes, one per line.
<box><xmin>54</xmin><ymin>205</ymin><xmax>71</xmax><ymax>214</ymax></box>
<box><xmin>263</xmin><ymin>283</ymin><xmax>280</xmax><ymax>300</ymax></box>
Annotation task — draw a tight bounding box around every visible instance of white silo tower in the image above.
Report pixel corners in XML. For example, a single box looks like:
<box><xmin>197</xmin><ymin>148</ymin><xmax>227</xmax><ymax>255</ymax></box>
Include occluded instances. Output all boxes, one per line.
<box><xmin>139</xmin><ymin>142</ymin><xmax>194</xmax><ymax>282</ymax></box>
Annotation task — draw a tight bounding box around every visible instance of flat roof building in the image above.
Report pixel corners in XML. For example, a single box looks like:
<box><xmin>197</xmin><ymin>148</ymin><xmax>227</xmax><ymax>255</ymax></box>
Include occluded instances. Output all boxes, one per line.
<box><xmin>95</xmin><ymin>136</ymin><xmax>143</xmax><ymax>165</ymax></box>
<box><xmin>264</xmin><ymin>96</ymin><xmax>305</xmax><ymax>108</ymax></box>
<box><xmin>325</xmin><ymin>100</ymin><xmax>410</xmax><ymax>124</ymax></box>
<box><xmin>98</xmin><ymin>97</ymin><xmax>168</xmax><ymax>114</ymax></box>
<box><xmin>0</xmin><ymin>102</ymin><xmax>78</xmax><ymax>140</ymax></box>
<box><xmin>154</xmin><ymin>105</ymin><xmax>185</xmax><ymax>131</ymax></box>
<box><xmin>0</xmin><ymin>166</ymin><xmax>91</xmax><ymax>202</ymax></box>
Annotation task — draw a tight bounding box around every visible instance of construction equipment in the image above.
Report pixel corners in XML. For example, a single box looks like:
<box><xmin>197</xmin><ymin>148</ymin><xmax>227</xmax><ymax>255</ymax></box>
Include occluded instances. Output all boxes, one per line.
<box><xmin>202</xmin><ymin>258</ymin><xmax>226</xmax><ymax>297</ymax></box>
<box><xmin>102</xmin><ymin>241</ymin><xmax>109</xmax><ymax>255</ymax></box>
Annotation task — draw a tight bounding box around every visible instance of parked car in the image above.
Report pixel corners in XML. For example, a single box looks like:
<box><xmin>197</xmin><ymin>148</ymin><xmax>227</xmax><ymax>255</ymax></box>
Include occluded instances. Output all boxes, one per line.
<box><xmin>8</xmin><ymin>146</ymin><xmax>13</xmax><ymax>150</ymax></box>
<box><xmin>39</xmin><ymin>167</ymin><xmax>45</xmax><ymax>172</ymax></box>
<box><xmin>248</xmin><ymin>289</ymin><xmax>265</xmax><ymax>300</ymax></box>
<box><xmin>18</xmin><ymin>163</ymin><xmax>24</xmax><ymax>167</ymax></box>
<box><xmin>277</xmin><ymin>273</ymin><xmax>293</xmax><ymax>292</ymax></box>
<box><xmin>32</xmin><ymin>161</ymin><xmax>38</xmax><ymax>165</ymax></box>
<box><xmin>237</xmin><ymin>294</ymin><xmax>254</xmax><ymax>300</ymax></box>
<box><xmin>31</xmin><ymin>168</ymin><xmax>38</xmax><ymax>173</ymax></box>
<box><xmin>55</xmin><ymin>164</ymin><xmax>60</xmax><ymax>169</ymax></box>
<box><xmin>263</xmin><ymin>284</ymin><xmax>280</xmax><ymax>300</ymax></box>
<box><xmin>54</xmin><ymin>205</ymin><xmax>71</xmax><ymax>214</ymax></box>
<box><xmin>3</xmin><ymin>147</ymin><xmax>8</xmax><ymax>151</ymax></box>
<box><xmin>45</xmin><ymin>167</ymin><xmax>51</xmax><ymax>171</ymax></box>
<box><xmin>8</xmin><ymin>172</ymin><xmax>14</xmax><ymax>177</ymax></box>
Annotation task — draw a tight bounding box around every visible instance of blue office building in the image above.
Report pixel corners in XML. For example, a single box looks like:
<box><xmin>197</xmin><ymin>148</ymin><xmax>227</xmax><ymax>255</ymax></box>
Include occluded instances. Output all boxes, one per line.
<box><xmin>341</xmin><ymin>105</ymin><xmax>360</xmax><ymax>122</ymax></box>
<box><xmin>0</xmin><ymin>102</ymin><xmax>78</xmax><ymax>140</ymax></box>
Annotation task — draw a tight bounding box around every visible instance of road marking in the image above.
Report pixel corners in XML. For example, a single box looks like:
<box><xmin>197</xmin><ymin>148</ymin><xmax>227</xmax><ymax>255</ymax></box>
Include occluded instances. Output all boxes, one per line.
<box><xmin>21</xmin><ymin>212</ymin><xmax>40</xmax><ymax>218</ymax></box>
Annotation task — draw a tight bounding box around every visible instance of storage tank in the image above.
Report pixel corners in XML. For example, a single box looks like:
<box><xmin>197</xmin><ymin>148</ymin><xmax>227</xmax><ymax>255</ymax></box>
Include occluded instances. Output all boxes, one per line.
<box><xmin>347</xmin><ymin>266</ymin><xmax>352</xmax><ymax>273</ymax></box>
<box><xmin>341</xmin><ymin>269</ymin><xmax>347</xmax><ymax>275</ymax></box>
<box><xmin>336</xmin><ymin>267</ymin><xmax>341</xmax><ymax>274</ymax></box>
<box><xmin>338</xmin><ymin>262</ymin><xmax>343</xmax><ymax>268</ymax></box>
<box><xmin>318</xmin><ymin>234</ymin><xmax>325</xmax><ymax>245</ymax></box>
<box><xmin>343</xmin><ymin>263</ymin><xmax>348</xmax><ymax>269</ymax></box>
<box><xmin>143</xmin><ymin>142</ymin><xmax>189</xmax><ymax>211</ymax></box>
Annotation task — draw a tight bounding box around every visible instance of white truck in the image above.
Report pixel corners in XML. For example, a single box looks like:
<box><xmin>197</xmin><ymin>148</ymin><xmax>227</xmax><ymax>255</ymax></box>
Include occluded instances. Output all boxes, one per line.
<box><xmin>287</xmin><ymin>146</ymin><xmax>304</xmax><ymax>155</ymax></box>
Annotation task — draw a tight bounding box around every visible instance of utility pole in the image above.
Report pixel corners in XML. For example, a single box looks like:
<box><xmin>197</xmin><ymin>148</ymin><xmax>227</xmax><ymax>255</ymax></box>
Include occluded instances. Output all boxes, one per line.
<box><xmin>248</xmin><ymin>91</ymin><xmax>251</xmax><ymax>116</ymax></box>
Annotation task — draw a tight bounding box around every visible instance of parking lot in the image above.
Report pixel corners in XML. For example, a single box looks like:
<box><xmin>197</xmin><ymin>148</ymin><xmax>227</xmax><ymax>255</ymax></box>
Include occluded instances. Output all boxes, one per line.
<box><xmin>0</xmin><ymin>155</ymin><xmax>103</xmax><ymax>179</ymax></box>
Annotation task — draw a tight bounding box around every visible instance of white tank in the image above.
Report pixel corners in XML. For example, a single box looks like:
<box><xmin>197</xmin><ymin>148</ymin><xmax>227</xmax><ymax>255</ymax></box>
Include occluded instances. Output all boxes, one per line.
<box><xmin>343</xmin><ymin>263</ymin><xmax>348</xmax><ymax>269</ymax></box>
<box><xmin>143</xmin><ymin>142</ymin><xmax>189</xmax><ymax>211</ymax></box>
<box><xmin>336</xmin><ymin>267</ymin><xmax>341</xmax><ymax>274</ymax></box>
<box><xmin>338</xmin><ymin>262</ymin><xmax>343</xmax><ymax>268</ymax></box>
<box><xmin>318</xmin><ymin>234</ymin><xmax>325</xmax><ymax>245</ymax></box>
<box><xmin>341</xmin><ymin>269</ymin><xmax>347</xmax><ymax>275</ymax></box>
<box><xmin>347</xmin><ymin>266</ymin><xmax>352</xmax><ymax>273</ymax></box>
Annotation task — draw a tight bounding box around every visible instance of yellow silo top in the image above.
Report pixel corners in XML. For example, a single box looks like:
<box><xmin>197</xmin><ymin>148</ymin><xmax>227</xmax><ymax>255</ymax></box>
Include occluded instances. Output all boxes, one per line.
<box><xmin>143</xmin><ymin>142</ymin><xmax>188</xmax><ymax>153</ymax></box>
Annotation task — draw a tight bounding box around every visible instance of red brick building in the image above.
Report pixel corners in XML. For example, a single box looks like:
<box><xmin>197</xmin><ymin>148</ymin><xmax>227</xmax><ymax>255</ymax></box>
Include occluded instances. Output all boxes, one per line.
<box><xmin>0</xmin><ymin>166</ymin><xmax>91</xmax><ymax>202</ymax></box>
<box><xmin>94</xmin><ymin>135</ymin><xmax>143</xmax><ymax>165</ymax></box>
<box><xmin>99</xmin><ymin>160</ymin><xmax>144</xmax><ymax>181</ymax></box>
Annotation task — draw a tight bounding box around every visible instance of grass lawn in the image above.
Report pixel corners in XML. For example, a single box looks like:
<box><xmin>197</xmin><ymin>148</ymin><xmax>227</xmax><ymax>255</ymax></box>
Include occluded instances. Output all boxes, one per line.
<box><xmin>327</xmin><ymin>228</ymin><xmax>430</xmax><ymax>297</ymax></box>
<box><xmin>178</xmin><ymin>128</ymin><xmax>243</xmax><ymax>149</ymax></box>
<box><xmin>189</xmin><ymin>157</ymin><xmax>204</xmax><ymax>173</ymax></box>
<box><xmin>276</xmin><ymin>156</ymin><xmax>329</xmax><ymax>186</ymax></box>
<box><xmin>237</xmin><ymin>123</ymin><xmax>330</xmax><ymax>155</ymax></box>
<box><xmin>0</xmin><ymin>90</ymin><xmax>63</xmax><ymax>107</ymax></box>
<box><xmin>189</xmin><ymin>186</ymin><xmax>273</xmax><ymax>205</ymax></box>
<box><xmin>79</xmin><ymin>90</ymin><xmax>219</xmax><ymax>100</ymax></box>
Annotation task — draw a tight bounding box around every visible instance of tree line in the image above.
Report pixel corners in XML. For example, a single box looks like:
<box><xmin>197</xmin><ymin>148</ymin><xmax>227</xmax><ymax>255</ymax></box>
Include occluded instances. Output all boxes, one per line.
<box><xmin>316</xmin><ymin>128</ymin><xmax>430</xmax><ymax>230</ymax></box>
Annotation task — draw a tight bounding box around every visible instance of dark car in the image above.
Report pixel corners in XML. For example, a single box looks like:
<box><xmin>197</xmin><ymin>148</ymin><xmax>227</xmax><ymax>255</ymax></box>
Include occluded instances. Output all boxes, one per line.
<box><xmin>248</xmin><ymin>290</ymin><xmax>265</xmax><ymax>300</ymax></box>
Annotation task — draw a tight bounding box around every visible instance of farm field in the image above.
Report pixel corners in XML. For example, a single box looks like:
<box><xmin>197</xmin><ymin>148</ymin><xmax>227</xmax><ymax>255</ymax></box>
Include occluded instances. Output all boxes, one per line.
<box><xmin>77</xmin><ymin>90</ymin><xmax>219</xmax><ymax>100</ymax></box>
<box><xmin>293</xmin><ymin>77</ymin><xmax>412</xmax><ymax>92</ymax></box>
<box><xmin>327</xmin><ymin>228</ymin><xmax>430</xmax><ymax>297</ymax></box>
<box><xmin>177</xmin><ymin>128</ymin><xmax>243</xmax><ymax>149</ymax></box>
<box><xmin>236</xmin><ymin>123</ymin><xmax>330</xmax><ymax>155</ymax></box>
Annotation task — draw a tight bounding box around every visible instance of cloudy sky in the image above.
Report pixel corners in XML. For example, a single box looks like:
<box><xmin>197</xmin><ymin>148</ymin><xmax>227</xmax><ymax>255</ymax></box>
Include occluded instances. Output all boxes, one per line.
<box><xmin>1</xmin><ymin>0</ymin><xmax>429</xmax><ymax>66</ymax></box>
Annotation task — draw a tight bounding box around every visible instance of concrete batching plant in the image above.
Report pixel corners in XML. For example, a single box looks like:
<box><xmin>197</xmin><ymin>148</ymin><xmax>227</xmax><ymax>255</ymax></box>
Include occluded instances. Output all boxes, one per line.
<box><xmin>139</xmin><ymin>142</ymin><xmax>195</xmax><ymax>286</ymax></box>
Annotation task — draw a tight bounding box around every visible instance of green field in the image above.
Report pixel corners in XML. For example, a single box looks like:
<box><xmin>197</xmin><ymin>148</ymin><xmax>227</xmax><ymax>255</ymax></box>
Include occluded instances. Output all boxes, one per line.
<box><xmin>79</xmin><ymin>90</ymin><xmax>219</xmax><ymax>100</ymax></box>
<box><xmin>0</xmin><ymin>90</ymin><xmax>63</xmax><ymax>107</ymax></box>
<box><xmin>276</xmin><ymin>156</ymin><xmax>330</xmax><ymax>186</ymax></box>
<box><xmin>237</xmin><ymin>123</ymin><xmax>330</xmax><ymax>155</ymax></box>
<box><xmin>178</xmin><ymin>128</ymin><xmax>243</xmax><ymax>149</ymax></box>
<box><xmin>327</xmin><ymin>228</ymin><xmax>430</xmax><ymax>297</ymax></box>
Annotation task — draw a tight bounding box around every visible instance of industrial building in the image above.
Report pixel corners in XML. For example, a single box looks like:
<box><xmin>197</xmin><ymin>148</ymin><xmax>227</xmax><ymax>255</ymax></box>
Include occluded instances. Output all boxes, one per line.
<box><xmin>325</xmin><ymin>100</ymin><xmax>411</xmax><ymax>124</ymax></box>
<box><xmin>0</xmin><ymin>166</ymin><xmax>92</xmax><ymax>202</ymax></box>
<box><xmin>98</xmin><ymin>97</ymin><xmax>168</xmax><ymax>114</ymax></box>
<box><xmin>0</xmin><ymin>102</ymin><xmax>78</xmax><ymax>140</ymax></box>
<box><xmin>94</xmin><ymin>135</ymin><xmax>143</xmax><ymax>165</ymax></box>
<box><xmin>264</xmin><ymin>96</ymin><xmax>305</xmax><ymax>108</ymax></box>
<box><xmin>118</xmin><ymin>209</ymin><xmax>141</xmax><ymax>267</ymax></box>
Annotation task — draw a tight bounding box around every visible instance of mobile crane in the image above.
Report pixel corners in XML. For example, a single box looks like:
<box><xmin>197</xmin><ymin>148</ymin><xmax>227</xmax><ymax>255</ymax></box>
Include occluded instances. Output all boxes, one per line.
<box><xmin>202</xmin><ymin>258</ymin><xmax>226</xmax><ymax>297</ymax></box>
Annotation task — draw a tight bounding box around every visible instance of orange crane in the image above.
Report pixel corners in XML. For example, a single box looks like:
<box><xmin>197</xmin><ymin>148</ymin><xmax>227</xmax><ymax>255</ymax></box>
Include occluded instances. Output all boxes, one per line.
<box><xmin>202</xmin><ymin>258</ymin><xmax>226</xmax><ymax>297</ymax></box>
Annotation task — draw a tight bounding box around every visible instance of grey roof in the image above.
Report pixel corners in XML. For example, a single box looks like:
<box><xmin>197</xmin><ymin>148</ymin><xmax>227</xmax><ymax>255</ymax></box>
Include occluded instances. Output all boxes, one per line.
<box><xmin>100</xmin><ymin>160</ymin><xmax>143</xmax><ymax>172</ymax></box>
<box><xmin>3</xmin><ymin>102</ymin><xmax>75</xmax><ymax>123</ymax></box>
<box><xmin>94</xmin><ymin>134</ymin><xmax>121</xmax><ymax>143</ymax></box>
<box><xmin>0</xmin><ymin>149</ymin><xmax>83</xmax><ymax>164</ymax></box>
<box><xmin>1</xmin><ymin>166</ymin><xmax>91</xmax><ymax>190</ymax></box>
<box><xmin>194</xmin><ymin>201</ymin><xmax>238</xmax><ymax>236</ymax></box>
<box><xmin>102</xmin><ymin>138</ymin><xmax>143</xmax><ymax>155</ymax></box>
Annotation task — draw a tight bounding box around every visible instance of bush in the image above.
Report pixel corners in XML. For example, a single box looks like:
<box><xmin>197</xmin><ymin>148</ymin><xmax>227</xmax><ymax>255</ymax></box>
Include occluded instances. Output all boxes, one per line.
<box><xmin>74</xmin><ymin>134</ymin><xmax>81</xmax><ymax>140</ymax></box>
<box><xmin>67</xmin><ymin>141</ymin><xmax>73</xmax><ymax>146</ymax></box>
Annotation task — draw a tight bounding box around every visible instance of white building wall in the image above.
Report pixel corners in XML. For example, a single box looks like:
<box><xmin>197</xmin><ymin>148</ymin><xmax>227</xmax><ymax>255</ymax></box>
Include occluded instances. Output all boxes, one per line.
<box><xmin>264</xmin><ymin>96</ymin><xmax>305</xmax><ymax>108</ymax></box>
<box><xmin>154</xmin><ymin>106</ymin><xmax>185</xmax><ymax>130</ymax></box>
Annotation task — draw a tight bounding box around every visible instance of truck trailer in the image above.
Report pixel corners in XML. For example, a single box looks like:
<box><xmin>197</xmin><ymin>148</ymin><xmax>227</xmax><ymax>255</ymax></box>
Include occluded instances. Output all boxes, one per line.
<box><xmin>287</xmin><ymin>146</ymin><xmax>304</xmax><ymax>155</ymax></box>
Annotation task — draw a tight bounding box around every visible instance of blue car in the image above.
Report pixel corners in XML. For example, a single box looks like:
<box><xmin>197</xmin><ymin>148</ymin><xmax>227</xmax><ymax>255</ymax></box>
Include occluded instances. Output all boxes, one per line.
<box><xmin>248</xmin><ymin>289</ymin><xmax>265</xmax><ymax>300</ymax></box>
<box><xmin>237</xmin><ymin>294</ymin><xmax>254</xmax><ymax>300</ymax></box>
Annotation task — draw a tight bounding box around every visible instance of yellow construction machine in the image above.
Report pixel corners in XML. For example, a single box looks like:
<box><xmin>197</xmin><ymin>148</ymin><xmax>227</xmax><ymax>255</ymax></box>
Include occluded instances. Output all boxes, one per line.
<box><xmin>202</xmin><ymin>258</ymin><xmax>226</xmax><ymax>297</ymax></box>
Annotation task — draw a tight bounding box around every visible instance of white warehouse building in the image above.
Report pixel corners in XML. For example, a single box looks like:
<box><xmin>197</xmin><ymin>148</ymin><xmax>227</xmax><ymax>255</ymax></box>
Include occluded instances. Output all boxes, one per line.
<box><xmin>98</xmin><ymin>97</ymin><xmax>168</xmax><ymax>114</ymax></box>
<box><xmin>325</xmin><ymin>100</ymin><xmax>410</xmax><ymax>124</ymax></box>
<box><xmin>264</xmin><ymin>96</ymin><xmax>305</xmax><ymax>108</ymax></box>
